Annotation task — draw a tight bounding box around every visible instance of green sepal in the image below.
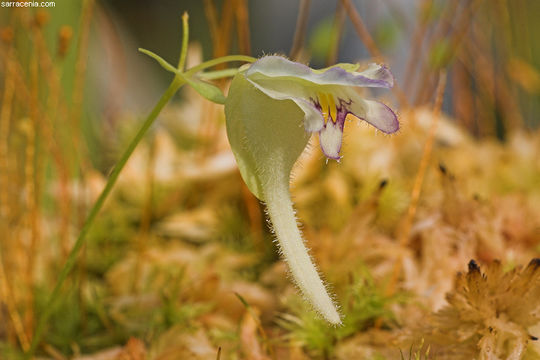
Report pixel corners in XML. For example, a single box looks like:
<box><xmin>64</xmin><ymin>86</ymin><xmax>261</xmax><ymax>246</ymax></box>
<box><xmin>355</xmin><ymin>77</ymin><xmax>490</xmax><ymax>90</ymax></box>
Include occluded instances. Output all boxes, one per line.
<box><xmin>185</xmin><ymin>77</ymin><xmax>226</xmax><ymax>104</ymax></box>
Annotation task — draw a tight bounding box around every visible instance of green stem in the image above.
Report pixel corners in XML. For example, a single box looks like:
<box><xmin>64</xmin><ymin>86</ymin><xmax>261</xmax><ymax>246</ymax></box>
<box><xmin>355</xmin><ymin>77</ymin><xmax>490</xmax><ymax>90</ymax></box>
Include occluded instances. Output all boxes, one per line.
<box><xmin>199</xmin><ymin>68</ymin><xmax>239</xmax><ymax>80</ymax></box>
<box><xmin>138</xmin><ymin>50</ymin><xmax>198</xmax><ymax>87</ymax></box>
<box><xmin>25</xmin><ymin>79</ymin><xmax>185</xmax><ymax>359</ymax></box>
<box><xmin>139</xmin><ymin>48</ymin><xmax>255</xmax><ymax>78</ymax></box>
<box><xmin>177</xmin><ymin>12</ymin><xmax>189</xmax><ymax>71</ymax></box>
<box><xmin>185</xmin><ymin>55</ymin><xmax>256</xmax><ymax>75</ymax></box>
<box><xmin>139</xmin><ymin>48</ymin><xmax>178</xmax><ymax>74</ymax></box>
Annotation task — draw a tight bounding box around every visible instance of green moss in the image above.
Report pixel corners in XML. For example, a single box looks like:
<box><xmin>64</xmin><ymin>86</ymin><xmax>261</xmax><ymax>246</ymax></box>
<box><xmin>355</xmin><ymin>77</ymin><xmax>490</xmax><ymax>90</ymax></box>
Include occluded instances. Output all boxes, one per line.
<box><xmin>400</xmin><ymin>339</ymin><xmax>432</xmax><ymax>360</ymax></box>
<box><xmin>281</xmin><ymin>267</ymin><xmax>406</xmax><ymax>358</ymax></box>
<box><xmin>34</xmin><ymin>283</ymin><xmax>124</xmax><ymax>355</ymax></box>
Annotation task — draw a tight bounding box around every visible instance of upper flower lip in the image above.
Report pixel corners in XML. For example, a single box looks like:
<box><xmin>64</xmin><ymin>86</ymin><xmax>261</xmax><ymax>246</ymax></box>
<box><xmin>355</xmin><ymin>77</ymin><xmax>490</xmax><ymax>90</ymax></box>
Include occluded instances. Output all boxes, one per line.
<box><xmin>246</xmin><ymin>55</ymin><xmax>394</xmax><ymax>89</ymax></box>
<box><xmin>241</xmin><ymin>55</ymin><xmax>399</xmax><ymax>160</ymax></box>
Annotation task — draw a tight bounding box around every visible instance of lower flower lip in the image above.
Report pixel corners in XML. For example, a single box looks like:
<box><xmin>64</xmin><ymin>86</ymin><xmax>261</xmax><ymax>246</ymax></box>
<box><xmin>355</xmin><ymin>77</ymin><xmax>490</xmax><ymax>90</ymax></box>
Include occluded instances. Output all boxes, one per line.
<box><xmin>316</xmin><ymin>99</ymin><xmax>348</xmax><ymax>160</ymax></box>
<box><xmin>319</xmin><ymin>130</ymin><xmax>343</xmax><ymax>160</ymax></box>
<box><xmin>320</xmin><ymin>148</ymin><xmax>342</xmax><ymax>160</ymax></box>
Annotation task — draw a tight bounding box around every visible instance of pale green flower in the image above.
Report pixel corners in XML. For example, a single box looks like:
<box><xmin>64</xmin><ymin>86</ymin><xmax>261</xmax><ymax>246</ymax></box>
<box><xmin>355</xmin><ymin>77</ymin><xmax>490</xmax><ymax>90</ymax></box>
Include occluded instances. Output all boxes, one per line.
<box><xmin>225</xmin><ymin>56</ymin><xmax>398</xmax><ymax>324</ymax></box>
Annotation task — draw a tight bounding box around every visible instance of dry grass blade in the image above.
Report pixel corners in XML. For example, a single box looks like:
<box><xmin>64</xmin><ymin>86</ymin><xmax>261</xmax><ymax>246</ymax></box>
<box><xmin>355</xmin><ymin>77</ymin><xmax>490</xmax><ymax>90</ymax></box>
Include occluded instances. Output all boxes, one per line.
<box><xmin>326</xmin><ymin>1</ymin><xmax>346</xmax><ymax>66</ymax></box>
<box><xmin>0</xmin><ymin>48</ymin><xmax>15</xmax><ymax>223</ymax></box>
<box><xmin>402</xmin><ymin>0</ymin><xmax>433</xmax><ymax>96</ymax></box>
<box><xmin>414</xmin><ymin>0</ymin><xmax>483</xmax><ymax>106</ymax></box>
<box><xmin>204</xmin><ymin>0</ymin><xmax>220</xmax><ymax>50</ymax></box>
<box><xmin>339</xmin><ymin>0</ymin><xmax>408</xmax><ymax>107</ymax></box>
<box><xmin>339</xmin><ymin>0</ymin><xmax>383</xmax><ymax>61</ymax></box>
<box><xmin>0</xmin><ymin>255</ymin><xmax>30</xmax><ymax>351</ymax></box>
<box><xmin>234</xmin><ymin>0</ymin><xmax>251</xmax><ymax>55</ymax></box>
<box><xmin>71</xmin><ymin>0</ymin><xmax>95</xmax><ymax>138</ymax></box>
<box><xmin>289</xmin><ymin>0</ymin><xmax>311</xmax><ymax>60</ymax></box>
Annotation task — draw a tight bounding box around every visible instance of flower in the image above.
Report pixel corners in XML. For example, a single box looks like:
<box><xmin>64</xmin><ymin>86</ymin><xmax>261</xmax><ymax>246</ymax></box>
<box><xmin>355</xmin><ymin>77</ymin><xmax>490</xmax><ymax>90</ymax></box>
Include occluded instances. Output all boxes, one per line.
<box><xmin>224</xmin><ymin>56</ymin><xmax>399</xmax><ymax>325</ymax></box>
<box><xmin>244</xmin><ymin>56</ymin><xmax>399</xmax><ymax>159</ymax></box>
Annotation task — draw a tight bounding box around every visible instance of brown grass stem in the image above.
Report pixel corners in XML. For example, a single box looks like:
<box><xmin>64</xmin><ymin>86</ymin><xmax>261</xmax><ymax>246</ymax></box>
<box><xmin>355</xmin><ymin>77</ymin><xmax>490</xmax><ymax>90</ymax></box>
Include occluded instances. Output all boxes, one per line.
<box><xmin>326</xmin><ymin>1</ymin><xmax>346</xmax><ymax>66</ymax></box>
<box><xmin>203</xmin><ymin>0</ymin><xmax>220</xmax><ymax>53</ymax></box>
<box><xmin>412</xmin><ymin>1</ymin><xmax>459</xmax><ymax>106</ymax></box>
<box><xmin>289</xmin><ymin>0</ymin><xmax>311</xmax><ymax>60</ymax></box>
<box><xmin>402</xmin><ymin>0</ymin><xmax>433</xmax><ymax>96</ymax></box>
<box><xmin>234</xmin><ymin>0</ymin><xmax>251</xmax><ymax>55</ymax></box>
<box><xmin>215</xmin><ymin>0</ymin><xmax>235</xmax><ymax>66</ymax></box>
<box><xmin>455</xmin><ymin>36</ymin><xmax>524</xmax><ymax>136</ymax></box>
<box><xmin>25</xmin><ymin>10</ymin><xmax>75</xmax><ymax>260</ymax></box>
<box><xmin>71</xmin><ymin>0</ymin><xmax>95</xmax><ymax>138</ymax></box>
<box><xmin>0</xmin><ymin>254</ymin><xmax>30</xmax><ymax>350</ymax></box>
<box><xmin>23</xmin><ymin>52</ymin><xmax>41</xmax><ymax>341</ymax></box>
<box><xmin>0</xmin><ymin>50</ymin><xmax>15</xmax><ymax>226</ymax></box>
<box><xmin>339</xmin><ymin>0</ymin><xmax>408</xmax><ymax>108</ymax></box>
<box><xmin>452</xmin><ymin>60</ymin><xmax>475</xmax><ymax>133</ymax></box>
<box><xmin>0</xmin><ymin>48</ymin><xmax>21</xmax><ymax>349</ymax></box>
<box><xmin>470</xmin><ymin>19</ymin><xmax>524</xmax><ymax>132</ymax></box>
<box><xmin>9</xmin><ymin>54</ymin><xmax>71</xmax><ymax>217</ymax></box>
<box><xmin>339</xmin><ymin>0</ymin><xmax>382</xmax><ymax>60</ymax></box>
<box><xmin>414</xmin><ymin>0</ymin><xmax>483</xmax><ymax>106</ymax></box>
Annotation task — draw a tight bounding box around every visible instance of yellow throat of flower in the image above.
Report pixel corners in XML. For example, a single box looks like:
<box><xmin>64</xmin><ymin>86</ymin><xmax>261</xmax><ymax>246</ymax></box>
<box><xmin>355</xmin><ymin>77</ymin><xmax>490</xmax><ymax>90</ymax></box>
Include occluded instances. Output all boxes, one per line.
<box><xmin>318</xmin><ymin>92</ymin><xmax>337</xmax><ymax>124</ymax></box>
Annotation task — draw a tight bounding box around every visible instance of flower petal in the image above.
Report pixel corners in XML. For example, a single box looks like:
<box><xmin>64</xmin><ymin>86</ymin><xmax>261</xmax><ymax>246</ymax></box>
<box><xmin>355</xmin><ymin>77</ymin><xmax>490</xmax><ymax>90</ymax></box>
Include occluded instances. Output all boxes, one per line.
<box><xmin>354</xmin><ymin>63</ymin><xmax>394</xmax><ymax>87</ymax></box>
<box><xmin>245</xmin><ymin>76</ymin><xmax>324</xmax><ymax>132</ymax></box>
<box><xmin>247</xmin><ymin>56</ymin><xmax>393</xmax><ymax>88</ymax></box>
<box><xmin>319</xmin><ymin>121</ymin><xmax>344</xmax><ymax>160</ymax></box>
<box><xmin>339</xmin><ymin>89</ymin><xmax>399</xmax><ymax>133</ymax></box>
<box><xmin>295</xmin><ymin>98</ymin><xmax>325</xmax><ymax>132</ymax></box>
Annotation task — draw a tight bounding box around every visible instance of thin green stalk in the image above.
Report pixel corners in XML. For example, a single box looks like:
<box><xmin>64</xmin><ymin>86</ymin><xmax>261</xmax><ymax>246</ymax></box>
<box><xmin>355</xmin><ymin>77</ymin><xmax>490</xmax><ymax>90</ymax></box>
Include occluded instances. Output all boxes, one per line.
<box><xmin>186</xmin><ymin>55</ymin><xmax>256</xmax><ymax>74</ymax></box>
<box><xmin>177</xmin><ymin>12</ymin><xmax>189</xmax><ymax>71</ymax></box>
<box><xmin>139</xmin><ymin>48</ymin><xmax>255</xmax><ymax>78</ymax></box>
<box><xmin>139</xmin><ymin>48</ymin><xmax>179</xmax><ymax>74</ymax></box>
<box><xmin>25</xmin><ymin>78</ymin><xmax>184</xmax><ymax>358</ymax></box>
<box><xmin>199</xmin><ymin>68</ymin><xmax>239</xmax><ymax>80</ymax></box>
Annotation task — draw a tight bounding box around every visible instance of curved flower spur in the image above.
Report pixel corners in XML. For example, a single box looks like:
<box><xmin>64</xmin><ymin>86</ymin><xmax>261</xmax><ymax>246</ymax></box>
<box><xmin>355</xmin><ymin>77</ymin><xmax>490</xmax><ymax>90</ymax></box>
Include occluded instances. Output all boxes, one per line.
<box><xmin>225</xmin><ymin>56</ymin><xmax>399</xmax><ymax>324</ymax></box>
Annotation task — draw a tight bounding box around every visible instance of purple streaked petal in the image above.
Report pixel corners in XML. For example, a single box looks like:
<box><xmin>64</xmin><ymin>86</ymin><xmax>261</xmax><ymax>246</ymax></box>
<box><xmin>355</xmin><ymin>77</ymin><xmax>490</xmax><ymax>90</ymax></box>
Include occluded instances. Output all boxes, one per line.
<box><xmin>348</xmin><ymin>98</ymin><xmax>399</xmax><ymax>134</ymax></box>
<box><xmin>247</xmin><ymin>56</ymin><xmax>394</xmax><ymax>89</ymax></box>
<box><xmin>355</xmin><ymin>63</ymin><xmax>394</xmax><ymax>88</ymax></box>
<box><xmin>294</xmin><ymin>98</ymin><xmax>325</xmax><ymax>132</ymax></box>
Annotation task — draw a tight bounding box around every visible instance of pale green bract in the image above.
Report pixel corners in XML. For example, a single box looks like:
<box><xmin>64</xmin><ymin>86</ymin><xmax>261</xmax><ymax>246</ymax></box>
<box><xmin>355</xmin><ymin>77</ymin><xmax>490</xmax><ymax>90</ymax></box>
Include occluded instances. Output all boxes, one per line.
<box><xmin>224</xmin><ymin>55</ymin><xmax>398</xmax><ymax>325</ymax></box>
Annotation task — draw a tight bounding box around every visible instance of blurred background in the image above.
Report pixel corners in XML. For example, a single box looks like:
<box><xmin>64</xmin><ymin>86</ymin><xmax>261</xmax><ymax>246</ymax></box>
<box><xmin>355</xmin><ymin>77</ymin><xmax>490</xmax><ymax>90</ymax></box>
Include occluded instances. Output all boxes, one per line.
<box><xmin>1</xmin><ymin>0</ymin><xmax>540</xmax><ymax>359</ymax></box>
